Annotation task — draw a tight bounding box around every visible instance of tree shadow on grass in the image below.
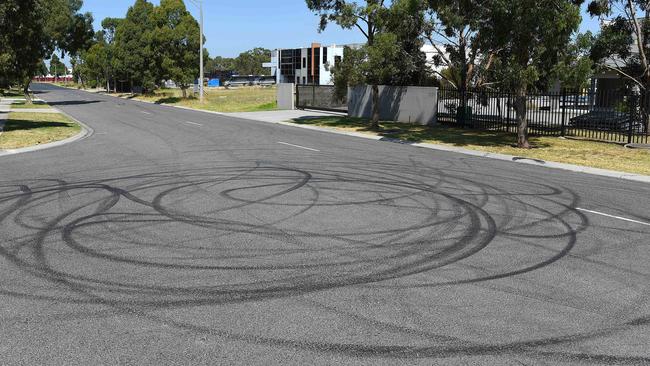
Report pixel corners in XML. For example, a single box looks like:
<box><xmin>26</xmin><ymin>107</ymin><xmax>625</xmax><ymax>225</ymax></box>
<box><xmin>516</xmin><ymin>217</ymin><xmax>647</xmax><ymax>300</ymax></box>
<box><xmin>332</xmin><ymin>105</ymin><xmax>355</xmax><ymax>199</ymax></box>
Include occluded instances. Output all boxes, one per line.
<box><xmin>2</xmin><ymin>119</ymin><xmax>75</xmax><ymax>132</ymax></box>
<box><xmin>1</xmin><ymin>91</ymin><xmax>25</xmax><ymax>98</ymax></box>
<box><xmin>154</xmin><ymin>97</ymin><xmax>183</xmax><ymax>104</ymax></box>
<box><xmin>290</xmin><ymin>116</ymin><xmax>552</xmax><ymax>149</ymax></box>
<box><xmin>11</xmin><ymin>100</ymin><xmax>47</xmax><ymax>105</ymax></box>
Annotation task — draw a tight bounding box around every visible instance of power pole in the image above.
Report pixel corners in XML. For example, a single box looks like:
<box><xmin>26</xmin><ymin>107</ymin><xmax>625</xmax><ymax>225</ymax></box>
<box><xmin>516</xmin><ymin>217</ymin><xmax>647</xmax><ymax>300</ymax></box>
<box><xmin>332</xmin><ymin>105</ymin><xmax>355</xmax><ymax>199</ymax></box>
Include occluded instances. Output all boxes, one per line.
<box><xmin>189</xmin><ymin>0</ymin><xmax>204</xmax><ymax>102</ymax></box>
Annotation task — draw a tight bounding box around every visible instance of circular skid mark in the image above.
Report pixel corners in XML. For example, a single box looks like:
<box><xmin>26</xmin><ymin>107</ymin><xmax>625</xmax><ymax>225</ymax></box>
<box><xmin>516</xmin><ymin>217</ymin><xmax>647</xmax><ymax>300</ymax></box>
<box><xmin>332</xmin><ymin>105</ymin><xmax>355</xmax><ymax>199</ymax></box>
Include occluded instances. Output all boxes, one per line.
<box><xmin>1</xmin><ymin>165</ymin><xmax>499</xmax><ymax>302</ymax></box>
<box><xmin>1</xmin><ymin>162</ymin><xmax>641</xmax><ymax>363</ymax></box>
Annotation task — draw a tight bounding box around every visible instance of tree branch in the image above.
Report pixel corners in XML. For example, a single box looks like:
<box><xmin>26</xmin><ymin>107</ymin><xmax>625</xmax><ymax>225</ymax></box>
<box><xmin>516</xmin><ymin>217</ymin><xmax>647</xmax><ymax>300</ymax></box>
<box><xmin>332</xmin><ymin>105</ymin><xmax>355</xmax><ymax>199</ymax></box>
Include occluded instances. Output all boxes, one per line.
<box><xmin>626</xmin><ymin>0</ymin><xmax>649</xmax><ymax>77</ymax></box>
<box><xmin>604</xmin><ymin>64</ymin><xmax>646</xmax><ymax>89</ymax></box>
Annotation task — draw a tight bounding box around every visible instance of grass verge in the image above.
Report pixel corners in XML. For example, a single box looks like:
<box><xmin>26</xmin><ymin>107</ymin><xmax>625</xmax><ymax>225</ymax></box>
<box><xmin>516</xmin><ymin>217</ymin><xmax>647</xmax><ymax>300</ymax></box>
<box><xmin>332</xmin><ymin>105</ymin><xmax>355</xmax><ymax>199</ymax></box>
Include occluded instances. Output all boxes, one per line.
<box><xmin>1</xmin><ymin>89</ymin><xmax>25</xmax><ymax>98</ymax></box>
<box><xmin>132</xmin><ymin>87</ymin><xmax>277</xmax><ymax>113</ymax></box>
<box><xmin>9</xmin><ymin>101</ymin><xmax>52</xmax><ymax>109</ymax></box>
<box><xmin>290</xmin><ymin>116</ymin><xmax>650</xmax><ymax>176</ymax></box>
<box><xmin>0</xmin><ymin>112</ymin><xmax>81</xmax><ymax>149</ymax></box>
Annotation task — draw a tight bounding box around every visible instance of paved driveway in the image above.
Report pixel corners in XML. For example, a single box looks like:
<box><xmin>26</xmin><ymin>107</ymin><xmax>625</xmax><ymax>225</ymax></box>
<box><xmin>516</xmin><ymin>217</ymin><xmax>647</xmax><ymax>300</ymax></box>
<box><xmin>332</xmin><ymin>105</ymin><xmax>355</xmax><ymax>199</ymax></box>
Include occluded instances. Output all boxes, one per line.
<box><xmin>225</xmin><ymin>108</ymin><xmax>343</xmax><ymax>124</ymax></box>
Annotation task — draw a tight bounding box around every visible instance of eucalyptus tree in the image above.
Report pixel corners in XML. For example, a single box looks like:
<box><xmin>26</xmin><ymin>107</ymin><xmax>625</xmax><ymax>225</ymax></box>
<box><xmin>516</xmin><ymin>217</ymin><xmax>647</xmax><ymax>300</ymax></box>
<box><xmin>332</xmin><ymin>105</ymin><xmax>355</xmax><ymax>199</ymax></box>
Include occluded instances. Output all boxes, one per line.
<box><xmin>489</xmin><ymin>0</ymin><xmax>583</xmax><ymax>148</ymax></box>
<box><xmin>78</xmin><ymin>31</ymin><xmax>110</xmax><ymax>89</ymax></box>
<box><xmin>424</xmin><ymin>0</ymin><xmax>498</xmax><ymax>91</ymax></box>
<box><xmin>587</xmin><ymin>0</ymin><xmax>650</xmax><ymax>90</ymax></box>
<box><xmin>554</xmin><ymin>32</ymin><xmax>595</xmax><ymax>91</ymax></box>
<box><xmin>235</xmin><ymin>48</ymin><xmax>273</xmax><ymax>76</ymax></box>
<box><xmin>0</xmin><ymin>0</ymin><xmax>94</xmax><ymax>100</ymax></box>
<box><xmin>49</xmin><ymin>53</ymin><xmax>67</xmax><ymax>77</ymax></box>
<box><xmin>0</xmin><ymin>0</ymin><xmax>51</xmax><ymax>101</ymax></box>
<box><xmin>152</xmin><ymin>0</ymin><xmax>202</xmax><ymax>97</ymax></box>
<box><xmin>305</xmin><ymin>0</ymin><xmax>390</xmax><ymax>130</ymax></box>
<box><xmin>113</xmin><ymin>0</ymin><xmax>157</xmax><ymax>92</ymax></box>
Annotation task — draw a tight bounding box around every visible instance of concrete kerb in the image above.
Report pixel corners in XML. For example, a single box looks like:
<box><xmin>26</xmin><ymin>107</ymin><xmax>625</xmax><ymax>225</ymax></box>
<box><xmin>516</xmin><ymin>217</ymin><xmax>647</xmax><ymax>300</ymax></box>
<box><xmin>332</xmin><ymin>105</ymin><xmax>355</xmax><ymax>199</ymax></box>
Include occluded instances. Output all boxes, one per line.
<box><xmin>277</xmin><ymin>121</ymin><xmax>650</xmax><ymax>184</ymax></box>
<box><xmin>65</xmin><ymin>87</ymin><xmax>650</xmax><ymax>184</ymax></box>
<box><xmin>0</xmin><ymin>106</ymin><xmax>93</xmax><ymax>157</ymax></box>
<box><xmin>0</xmin><ymin>112</ymin><xmax>6</xmax><ymax>137</ymax></box>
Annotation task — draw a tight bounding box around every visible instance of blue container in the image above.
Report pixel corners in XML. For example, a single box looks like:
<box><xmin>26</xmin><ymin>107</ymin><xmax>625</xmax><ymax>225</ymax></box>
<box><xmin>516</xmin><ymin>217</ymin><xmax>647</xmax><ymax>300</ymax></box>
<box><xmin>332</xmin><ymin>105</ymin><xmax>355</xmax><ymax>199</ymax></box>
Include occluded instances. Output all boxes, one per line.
<box><xmin>208</xmin><ymin>79</ymin><xmax>220</xmax><ymax>87</ymax></box>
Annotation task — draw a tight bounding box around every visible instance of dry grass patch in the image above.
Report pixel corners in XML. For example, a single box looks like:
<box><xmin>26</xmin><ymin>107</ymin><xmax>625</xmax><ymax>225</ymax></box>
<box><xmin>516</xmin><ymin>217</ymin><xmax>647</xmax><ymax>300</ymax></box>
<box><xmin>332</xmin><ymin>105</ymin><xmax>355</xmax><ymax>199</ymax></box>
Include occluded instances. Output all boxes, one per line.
<box><xmin>0</xmin><ymin>112</ymin><xmax>80</xmax><ymax>149</ymax></box>
<box><xmin>290</xmin><ymin>116</ymin><xmax>650</xmax><ymax>176</ymax></box>
<box><xmin>132</xmin><ymin>87</ymin><xmax>277</xmax><ymax>113</ymax></box>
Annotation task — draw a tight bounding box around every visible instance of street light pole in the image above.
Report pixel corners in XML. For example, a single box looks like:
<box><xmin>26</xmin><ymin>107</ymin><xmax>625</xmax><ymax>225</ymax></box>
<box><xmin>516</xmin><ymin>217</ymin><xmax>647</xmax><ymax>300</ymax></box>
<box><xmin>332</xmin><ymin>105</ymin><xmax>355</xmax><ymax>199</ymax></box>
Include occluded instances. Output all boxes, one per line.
<box><xmin>189</xmin><ymin>0</ymin><xmax>204</xmax><ymax>103</ymax></box>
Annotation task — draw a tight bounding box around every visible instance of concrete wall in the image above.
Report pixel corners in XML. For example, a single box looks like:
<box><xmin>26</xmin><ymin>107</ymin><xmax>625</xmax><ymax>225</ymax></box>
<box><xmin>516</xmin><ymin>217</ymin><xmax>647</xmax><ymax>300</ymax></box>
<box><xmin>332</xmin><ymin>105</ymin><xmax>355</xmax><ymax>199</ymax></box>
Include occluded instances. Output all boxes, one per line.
<box><xmin>348</xmin><ymin>85</ymin><xmax>438</xmax><ymax>125</ymax></box>
<box><xmin>277</xmin><ymin>83</ymin><xmax>295</xmax><ymax>110</ymax></box>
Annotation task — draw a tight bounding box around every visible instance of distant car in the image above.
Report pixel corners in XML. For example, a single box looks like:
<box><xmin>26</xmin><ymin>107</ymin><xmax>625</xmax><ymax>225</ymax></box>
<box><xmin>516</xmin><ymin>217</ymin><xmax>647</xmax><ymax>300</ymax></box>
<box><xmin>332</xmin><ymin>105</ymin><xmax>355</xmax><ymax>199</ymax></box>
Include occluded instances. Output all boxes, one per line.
<box><xmin>224</xmin><ymin>75</ymin><xmax>275</xmax><ymax>87</ymax></box>
<box><xmin>224</xmin><ymin>76</ymin><xmax>254</xmax><ymax>87</ymax></box>
<box><xmin>569</xmin><ymin>110</ymin><xmax>646</xmax><ymax>133</ymax></box>
<box><xmin>258</xmin><ymin>76</ymin><xmax>276</xmax><ymax>86</ymax></box>
<box><xmin>562</xmin><ymin>95</ymin><xmax>590</xmax><ymax>108</ymax></box>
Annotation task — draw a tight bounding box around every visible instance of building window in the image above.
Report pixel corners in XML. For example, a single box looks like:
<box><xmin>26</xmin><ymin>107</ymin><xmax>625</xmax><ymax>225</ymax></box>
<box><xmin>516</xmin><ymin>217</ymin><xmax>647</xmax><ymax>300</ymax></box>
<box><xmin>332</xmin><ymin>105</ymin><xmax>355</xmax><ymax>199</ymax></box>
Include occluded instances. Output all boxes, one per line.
<box><xmin>303</xmin><ymin>58</ymin><xmax>306</xmax><ymax>68</ymax></box>
<box><xmin>296</xmin><ymin>77</ymin><xmax>300</xmax><ymax>84</ymax></box>
<box><xmin>323</xmin><ymin>47</ymin><xmax>328</xmax><ymax>65</ymax></box>
<box><xmin>334</xmin><ymin>56</ymin><xmax>342</xmax><ymax>67</ymax></box>
<box><xmin>303</xmin><ymin>77</ymin><xmax>306</xmax><ymax>84</ymax></box>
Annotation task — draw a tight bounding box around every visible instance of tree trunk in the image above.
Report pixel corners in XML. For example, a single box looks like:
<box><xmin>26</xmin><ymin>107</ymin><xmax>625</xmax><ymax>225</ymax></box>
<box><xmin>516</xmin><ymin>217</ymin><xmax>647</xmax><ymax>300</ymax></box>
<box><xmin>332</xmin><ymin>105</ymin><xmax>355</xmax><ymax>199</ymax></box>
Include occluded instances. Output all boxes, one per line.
<box><xmin>370</xmin><ymin>84</ymin><xmax>380</xmax><ymax>130</ymax></box>
<box><xmin>182</xmin><ymin>87</ymin><xmax>187</xmax><ymax>99</ymax></box>
<box><xmin>22</xmin><ymin>80</ymin><xmax>32</xmax><ymax>104</ymax></box>
<box><xmin>515</xmin><ymin>87</ymin><xmax>530</xmax><ymax>148</ymax></box>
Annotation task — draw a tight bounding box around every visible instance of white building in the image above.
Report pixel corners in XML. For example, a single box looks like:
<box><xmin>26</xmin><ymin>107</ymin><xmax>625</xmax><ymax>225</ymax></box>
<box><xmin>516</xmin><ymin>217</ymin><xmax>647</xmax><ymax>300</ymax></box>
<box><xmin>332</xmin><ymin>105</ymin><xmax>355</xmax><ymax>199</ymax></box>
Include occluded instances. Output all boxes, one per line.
<box><xmin>263</xmin><ymin>43</ymin><xmax>447</xmax><ymax>85</ymax></box>
<box><xmin>263</xmin><ymin>43</ymin><xmax>346</xmax><ymax>85</ymax></box>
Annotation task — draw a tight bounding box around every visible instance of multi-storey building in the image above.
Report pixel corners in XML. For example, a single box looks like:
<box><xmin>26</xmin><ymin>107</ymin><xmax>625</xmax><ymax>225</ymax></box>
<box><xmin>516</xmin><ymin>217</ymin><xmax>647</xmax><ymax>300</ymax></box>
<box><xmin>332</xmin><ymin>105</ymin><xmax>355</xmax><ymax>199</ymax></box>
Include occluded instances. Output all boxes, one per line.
<box><xmin>263</xmin><ymin>43</ymin><xmax>446</xmax><ymax>86</ymax></box>
<box><xmin>263</xmin><ymin>43</ymin><xmax>347</xmax><ymax>85</ymax></box>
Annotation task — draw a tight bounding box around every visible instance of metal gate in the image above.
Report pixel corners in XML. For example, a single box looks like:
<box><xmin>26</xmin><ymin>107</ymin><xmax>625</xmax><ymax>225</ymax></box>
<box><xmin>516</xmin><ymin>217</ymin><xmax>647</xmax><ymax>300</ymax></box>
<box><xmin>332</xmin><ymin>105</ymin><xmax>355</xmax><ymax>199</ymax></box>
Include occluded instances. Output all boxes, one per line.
<box><xmin>296</xmin><ymin>85</ymin><xmax>347</xmax><ymax>113</ymax></box>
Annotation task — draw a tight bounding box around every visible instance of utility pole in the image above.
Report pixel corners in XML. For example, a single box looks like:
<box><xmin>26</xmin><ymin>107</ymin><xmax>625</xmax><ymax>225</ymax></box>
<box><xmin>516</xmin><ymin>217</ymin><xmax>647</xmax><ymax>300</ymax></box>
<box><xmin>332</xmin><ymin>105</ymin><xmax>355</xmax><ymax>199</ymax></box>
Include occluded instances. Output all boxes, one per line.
<box><xmin>189</xmin><ymin>0</ymin><xmax>204</xmax><ymax>102</ymax></box>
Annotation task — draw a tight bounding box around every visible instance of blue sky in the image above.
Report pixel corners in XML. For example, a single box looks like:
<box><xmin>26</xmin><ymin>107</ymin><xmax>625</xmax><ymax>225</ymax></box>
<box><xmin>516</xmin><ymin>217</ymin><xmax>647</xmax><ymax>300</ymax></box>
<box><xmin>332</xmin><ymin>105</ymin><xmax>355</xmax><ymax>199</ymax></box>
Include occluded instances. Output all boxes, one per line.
<box><xmin>75</xmin><ymin>0</ymin><xmax>602</xmax><ymax>61</ymax></box>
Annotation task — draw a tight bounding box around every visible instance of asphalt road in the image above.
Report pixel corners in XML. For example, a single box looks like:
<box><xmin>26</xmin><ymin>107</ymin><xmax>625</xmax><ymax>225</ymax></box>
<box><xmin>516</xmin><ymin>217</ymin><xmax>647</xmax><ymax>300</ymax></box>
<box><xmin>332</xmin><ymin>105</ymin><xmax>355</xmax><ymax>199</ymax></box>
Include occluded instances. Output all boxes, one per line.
<box><xmin>1</xmin><ymin>84</ymin><xmax>649</xmax><ymax>365</ymax></box>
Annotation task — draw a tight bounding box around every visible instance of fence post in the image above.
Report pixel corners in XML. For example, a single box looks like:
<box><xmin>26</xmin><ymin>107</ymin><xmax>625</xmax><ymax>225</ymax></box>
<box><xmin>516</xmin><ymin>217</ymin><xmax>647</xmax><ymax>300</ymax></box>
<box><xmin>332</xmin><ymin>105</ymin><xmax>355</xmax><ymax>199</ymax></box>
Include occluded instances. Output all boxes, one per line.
<box><xmin>628</xmin><ymin>99</ymin><xmax>635</xmax><ymax>145</ymax></box>
<box><xmin>296</xmin><ymin>84</ymin><xmax>300</xmax><ymax>109</ymax></box>
<box><xmin>506</xmin><ymin>93</ymin><xmax>511</xmax><ymax>133</ymax></box>
<box><xmin>556</xmin><ymin>89</ymin><xmax>560</xmax><ymax>137</ymax></box>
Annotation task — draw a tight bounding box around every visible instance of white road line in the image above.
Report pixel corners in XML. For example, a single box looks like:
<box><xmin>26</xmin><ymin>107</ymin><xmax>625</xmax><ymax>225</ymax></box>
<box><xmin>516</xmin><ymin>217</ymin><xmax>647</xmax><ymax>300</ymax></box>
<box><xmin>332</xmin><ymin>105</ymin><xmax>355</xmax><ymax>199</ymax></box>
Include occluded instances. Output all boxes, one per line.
<box><xmin>277</xmin><ymin>141</ymin><xmax>320</xmax><ymax>152</ymax></box>
<box><xmin>577</xmin><ymin>208</ymin><xmax>650</xmax><ymax>227</ymax></box>
<box><xmin>141</xmin><ymin>111</ymin><xmax>152</xmax><ymax>115</ymax></box>
<box><xmin>184</xmin><ymin>121</ymin><xmax>202</xmax><ymax>126</ymax></box>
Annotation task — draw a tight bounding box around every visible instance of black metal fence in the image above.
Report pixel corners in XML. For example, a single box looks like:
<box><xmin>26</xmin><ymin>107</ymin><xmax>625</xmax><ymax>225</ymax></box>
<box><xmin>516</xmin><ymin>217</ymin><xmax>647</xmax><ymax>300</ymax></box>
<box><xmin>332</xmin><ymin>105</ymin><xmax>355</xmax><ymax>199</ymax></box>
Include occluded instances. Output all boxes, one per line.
<box><xmin>438</xmin><ymin>88</ymin><xmax>650</xmax><ymax>144</ymax></box>
<box><xmin>296</xmin><ymin>85</ymin><xmax>347</xmax><ymax>113</ymax></box>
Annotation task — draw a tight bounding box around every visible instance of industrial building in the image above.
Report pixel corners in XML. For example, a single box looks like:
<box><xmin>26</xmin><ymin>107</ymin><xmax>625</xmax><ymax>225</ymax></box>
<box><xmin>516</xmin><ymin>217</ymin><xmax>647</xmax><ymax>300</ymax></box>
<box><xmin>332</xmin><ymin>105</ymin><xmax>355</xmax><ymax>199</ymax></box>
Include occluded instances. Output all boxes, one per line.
<box><xmin>263</xmin><ymin>43</ymin><xmax>445</xmax><ymax>86</ymax></box>
<box><xmin>263</xmin><ymin>43</ymin><xmax>346</xmax><ymax>85</ymax></box>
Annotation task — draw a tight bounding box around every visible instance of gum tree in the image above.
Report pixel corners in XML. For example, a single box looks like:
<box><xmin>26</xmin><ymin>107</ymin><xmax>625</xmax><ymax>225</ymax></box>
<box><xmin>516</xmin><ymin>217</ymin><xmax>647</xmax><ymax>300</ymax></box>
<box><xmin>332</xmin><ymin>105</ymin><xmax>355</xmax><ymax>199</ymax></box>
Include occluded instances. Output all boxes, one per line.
<box><xmin>113</xmin><ymin>0</ymin><xmax>157</xmax><ymax>92</ymax></box>
<box><xmin>0</xmin><ymin>0</ymin><xmax>51</xmax><ymax>101</ymax></box>
<box><xmin>49</xmin><ymin>53</ymin><xmax>66</xmax><ymax>77</ymax></box>
<box><xmin>587</xmin><ymin>0</ymin><xmax>650</xmax><ymax>89</ymax></box>
<box><xmin>152</xmin><ymin>0</ymin><xmax>201</xmax><ymax>98</ymax></box>
<box><xmin>424</xmin><ymin>0</ymin><xmax>498</xmax><ymax>91</ymax></box>
<box><xmin>488</xmin><ymin>0</ymin><xmax>583</xmax><ymax>148</ymax></box>
<box><xmin>0</xmin><ymin>0</ymin><xmax>94</xmax><ymax>101</ymax></box>
<box><xmin>305</xmin><ymin>0</ymin><xmax>389</xmax><ymax>130</ymax></box>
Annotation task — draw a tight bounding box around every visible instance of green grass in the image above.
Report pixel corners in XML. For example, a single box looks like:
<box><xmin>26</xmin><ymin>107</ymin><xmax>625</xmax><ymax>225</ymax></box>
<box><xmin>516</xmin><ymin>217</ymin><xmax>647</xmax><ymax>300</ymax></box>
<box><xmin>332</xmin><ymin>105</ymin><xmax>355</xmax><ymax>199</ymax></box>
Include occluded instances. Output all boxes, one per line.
<box><xmin>51</xmin><ymin>82</ymin><xmax>83</xmax><ymax>89</ymax></box>
<box><xmin>9</xmin><ymin>101</ymin><xmax>52</xmax><ymax>109</ymax></box>
<box><xmin>0</xmin><ymin>112</ymin><xmax>80</xmax><ymax>149</ymax></box>
<box><xmin>1</xmin><ymin>89</ymin><xmax>25</xmax><ymax>98</ymax></box>
<box><xmin>290</xmin><ymin>116</ymin><xmax>650</xmax><ymax>176</ymax></box>
<box><xmin>132</xmin><ymin>87</ymin><xmax>277</xmax><ymax>113</ymax></box>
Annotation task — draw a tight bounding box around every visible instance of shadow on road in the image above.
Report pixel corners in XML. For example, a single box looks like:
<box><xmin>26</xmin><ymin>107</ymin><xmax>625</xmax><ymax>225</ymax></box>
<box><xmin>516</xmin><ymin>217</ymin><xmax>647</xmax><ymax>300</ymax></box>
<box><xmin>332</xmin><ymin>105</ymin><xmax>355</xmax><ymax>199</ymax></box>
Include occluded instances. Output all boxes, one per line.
<box><xmin>47</xmin><ymin>100</ymin><xmax>102</xmax><ymax>106</ymax></box>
